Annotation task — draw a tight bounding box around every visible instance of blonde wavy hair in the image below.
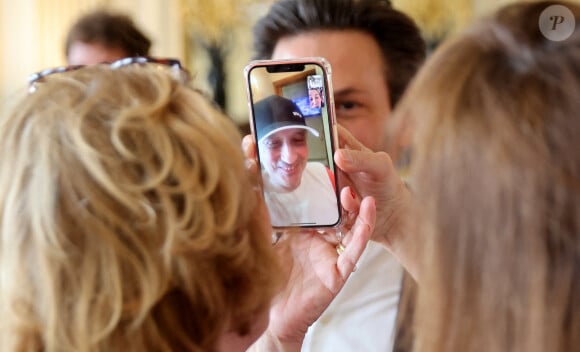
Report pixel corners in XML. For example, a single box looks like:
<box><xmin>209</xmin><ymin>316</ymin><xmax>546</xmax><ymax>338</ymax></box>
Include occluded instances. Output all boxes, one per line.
<box><xmin>0</xmin><ymin>65</ymin><xmax>281</xmax><ymax>351</ymax></box>
<box><xmin>394</xmin><ymin>1</ymin><xmax>580</xmax><ymax>351</ymax></box>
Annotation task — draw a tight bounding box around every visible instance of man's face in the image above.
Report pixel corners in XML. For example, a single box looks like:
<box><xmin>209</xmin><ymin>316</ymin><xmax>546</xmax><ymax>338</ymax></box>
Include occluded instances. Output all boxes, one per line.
<box><xmin>67</xmin><ymin>41</ymin><xmax>129</xmax><ymax>65</ymax></box>
<box><xmin>259</xmin><ymin>128</ymin><xmax>308</xmax><ymax>192</ymax></box>
<box><xmin>272</xmin><ymin>30</ymin><xmax>391</xmax><ymax>152</ymax></box>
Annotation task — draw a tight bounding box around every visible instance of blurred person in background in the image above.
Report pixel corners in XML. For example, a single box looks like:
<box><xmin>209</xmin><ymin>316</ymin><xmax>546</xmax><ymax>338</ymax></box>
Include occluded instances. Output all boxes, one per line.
<box><xmin>65</xmin><ymin>9</ymin><xmax>151</xmax><ymax>65</ymax></box>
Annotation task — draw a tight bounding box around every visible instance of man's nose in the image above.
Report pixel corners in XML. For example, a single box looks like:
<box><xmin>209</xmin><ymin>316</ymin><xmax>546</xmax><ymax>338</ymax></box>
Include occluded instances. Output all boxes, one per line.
<box><xmin>280</xmin><ymin>142</ymin><xmax>297</xmax><ymax>163</ymax></box>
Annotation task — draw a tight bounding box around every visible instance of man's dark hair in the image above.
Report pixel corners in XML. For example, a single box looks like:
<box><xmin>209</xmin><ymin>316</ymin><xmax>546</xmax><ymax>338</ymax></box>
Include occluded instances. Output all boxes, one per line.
<box><xmin>65</xmin><ymin>10</ymin><xmax>151</xmax><ymax>58</ymax></box>
<box><xmin>253</xmin><ymin>0</ymin><xmax>426</xmax><ymax>106</ymax></box>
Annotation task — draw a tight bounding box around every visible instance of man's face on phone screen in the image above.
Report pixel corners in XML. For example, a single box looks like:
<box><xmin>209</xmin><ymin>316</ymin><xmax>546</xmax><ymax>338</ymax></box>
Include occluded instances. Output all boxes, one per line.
<box><xmin>259</xmin><ymin>129</ymin><xmax>308</xmax><ymax>192</ymax></box>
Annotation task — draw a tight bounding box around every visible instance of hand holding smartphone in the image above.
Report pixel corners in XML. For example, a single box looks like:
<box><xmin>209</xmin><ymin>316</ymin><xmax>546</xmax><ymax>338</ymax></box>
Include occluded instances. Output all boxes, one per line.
<box><xmin>244</xmin><ymin>57</ymin><xmax>341</xmax><ymax>230</ymax></box>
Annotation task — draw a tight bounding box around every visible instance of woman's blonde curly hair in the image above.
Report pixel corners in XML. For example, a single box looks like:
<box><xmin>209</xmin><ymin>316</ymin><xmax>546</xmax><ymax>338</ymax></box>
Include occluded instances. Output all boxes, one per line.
<box><xmin>0</xmin><ymin>65</ymin><xmax>281</xmax><ymax>351</ymax></box>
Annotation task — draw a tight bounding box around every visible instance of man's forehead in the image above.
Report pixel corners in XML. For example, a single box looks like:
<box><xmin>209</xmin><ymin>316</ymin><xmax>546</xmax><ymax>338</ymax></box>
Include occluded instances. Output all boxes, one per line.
<box><xmin>272</xmin><ymin>30</ymin><xmax>387</xmax><ymax>90</ymax></box>
<box><xmin>265</xmin><ymin>128</ymin><xmax>307</xmax><ymax>141</ymax></box>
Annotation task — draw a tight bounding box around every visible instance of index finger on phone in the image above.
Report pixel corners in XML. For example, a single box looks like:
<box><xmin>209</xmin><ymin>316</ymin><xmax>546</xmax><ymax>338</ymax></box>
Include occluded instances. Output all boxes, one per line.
<box><xmin>335</xmin><ymin>124</ymin><xmax>388</xmax><ymax>174</ymax></box>
<box><xmin>334</xmin><ymin>147</ymin><xmax>393</xmax><ymax>179</ymax></box>
<box><xmin>336</xmin><ymin>125</ymin><xmax>369</xmax><ymax>152</ymax></box>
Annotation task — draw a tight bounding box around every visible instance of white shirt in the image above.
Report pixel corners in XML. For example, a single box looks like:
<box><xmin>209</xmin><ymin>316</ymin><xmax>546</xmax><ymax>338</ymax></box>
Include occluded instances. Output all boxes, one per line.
<box><xmin>263</xmin><ymin>162</ymin><xmax>339</xmax><ymax>227</ymax></box>
<box><xmin>301</xmin><ymin>242</ymin><xmax>403</xmax><ymax>352</ymax></box>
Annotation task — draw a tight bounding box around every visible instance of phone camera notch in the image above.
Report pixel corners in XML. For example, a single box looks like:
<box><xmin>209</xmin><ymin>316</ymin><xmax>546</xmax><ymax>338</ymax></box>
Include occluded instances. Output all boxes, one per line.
<box><xmin>266</xmin><ymin>64</ymin><xmax>306</xmax><ymax>73</ymax></box>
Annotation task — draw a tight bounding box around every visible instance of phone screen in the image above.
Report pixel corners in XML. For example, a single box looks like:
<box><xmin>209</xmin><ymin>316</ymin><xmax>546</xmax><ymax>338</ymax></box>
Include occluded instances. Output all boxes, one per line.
<box><xmin>245</xmin><ymin>59</ymin><xmax>341</xmax><ymax>229</ymax></box>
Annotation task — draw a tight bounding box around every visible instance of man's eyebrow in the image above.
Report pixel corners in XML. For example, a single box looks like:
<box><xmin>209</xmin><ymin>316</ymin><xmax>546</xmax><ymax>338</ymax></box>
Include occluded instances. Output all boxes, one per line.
<box><xmin>293</xmin><ymin>130</ymin><xmax>307</xmax><ymax>136</ymax></box>
<box><xmin>333</xmin><ymin>87</ymin><xmax>364</xmax><ymax>97</ymax></box>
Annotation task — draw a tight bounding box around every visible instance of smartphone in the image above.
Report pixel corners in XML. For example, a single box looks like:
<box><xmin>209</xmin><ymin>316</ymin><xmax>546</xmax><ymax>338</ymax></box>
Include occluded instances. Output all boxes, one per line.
<box><xmin>244</xmin><ymin>57</ymin><xmax>341</xmax><ymax>230</ymax></box>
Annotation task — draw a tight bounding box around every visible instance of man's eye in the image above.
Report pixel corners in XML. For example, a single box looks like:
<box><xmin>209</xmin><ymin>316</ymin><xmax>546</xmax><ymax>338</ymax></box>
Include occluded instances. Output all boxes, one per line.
<box><xmin>265</xmin><ymin>141</ymin><xmax>281</xmax><ymax>149</ymax></box>
<box><xmin>337</xmin><ymin>101</ymin><xmax>358</xmax><ymax>110</ymax></box>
